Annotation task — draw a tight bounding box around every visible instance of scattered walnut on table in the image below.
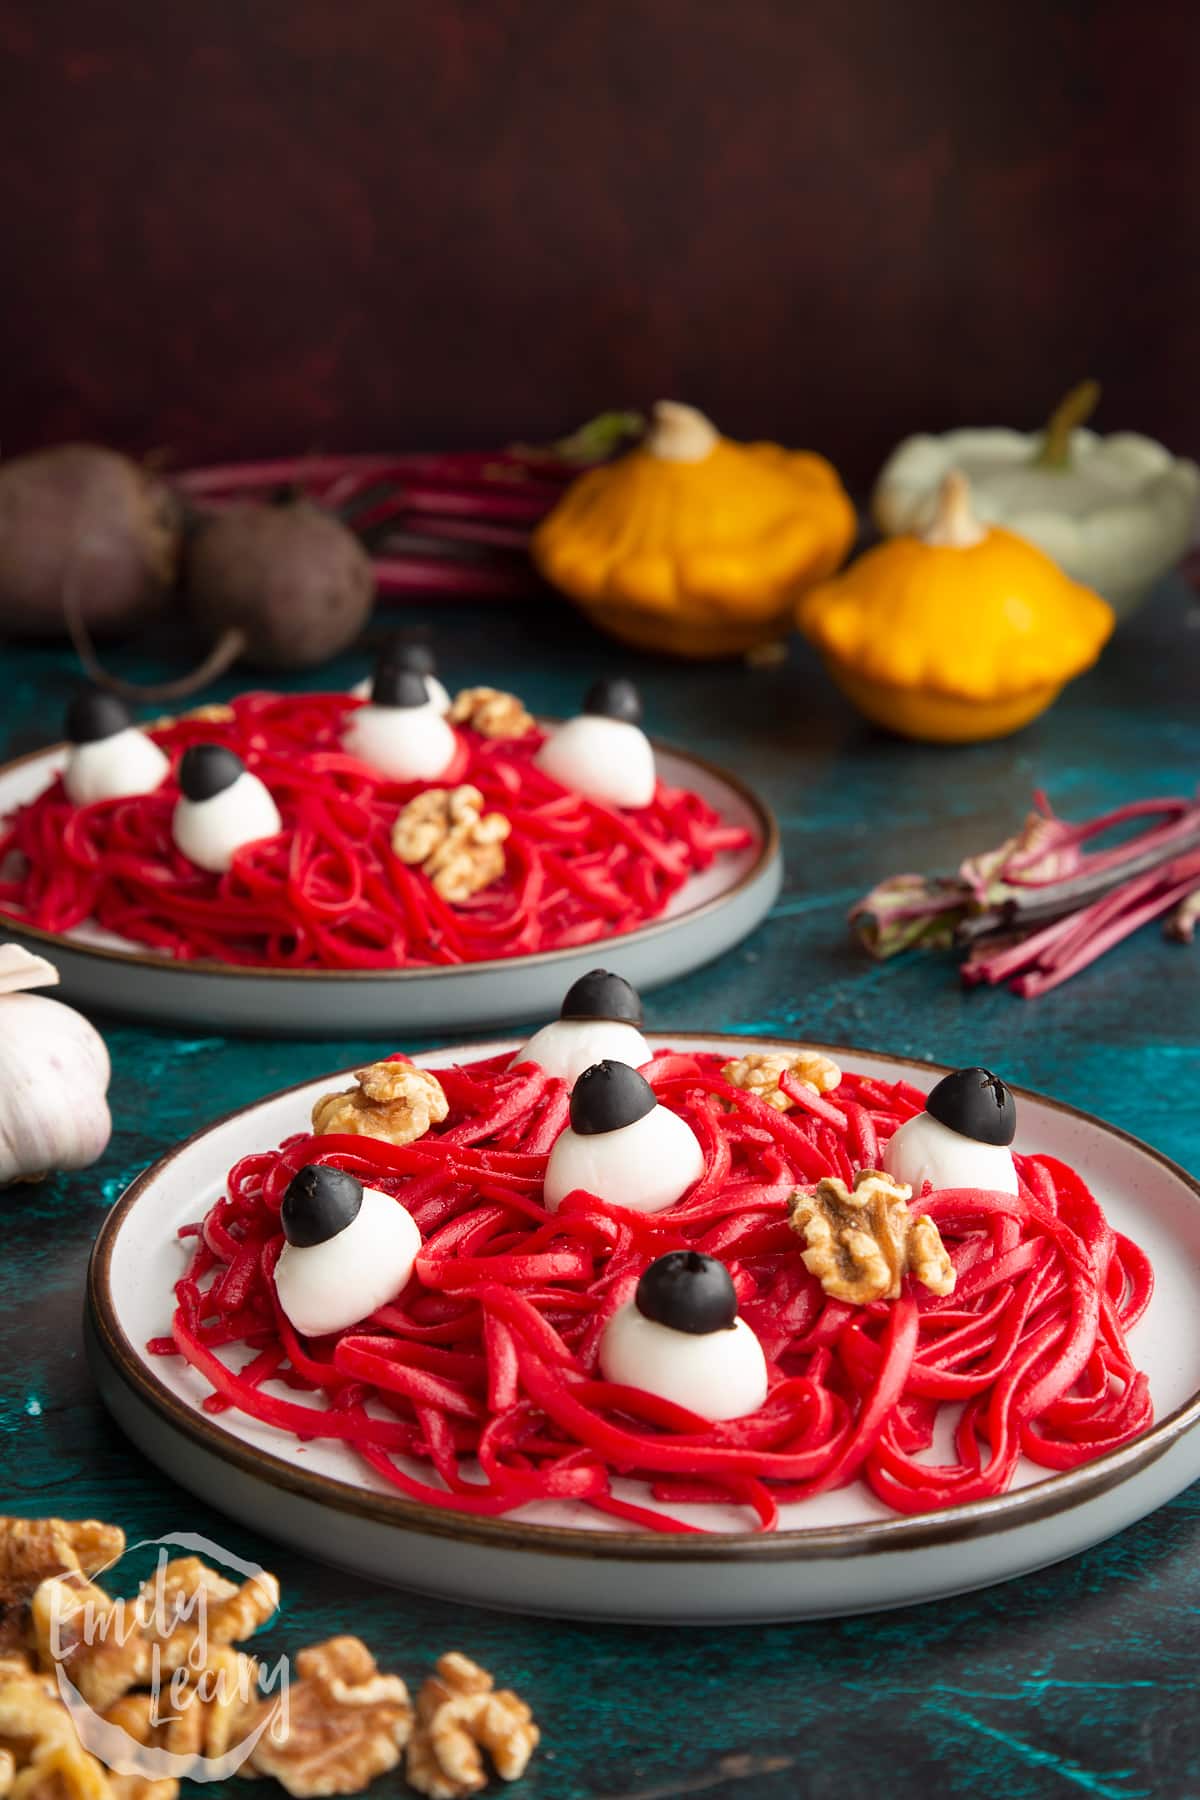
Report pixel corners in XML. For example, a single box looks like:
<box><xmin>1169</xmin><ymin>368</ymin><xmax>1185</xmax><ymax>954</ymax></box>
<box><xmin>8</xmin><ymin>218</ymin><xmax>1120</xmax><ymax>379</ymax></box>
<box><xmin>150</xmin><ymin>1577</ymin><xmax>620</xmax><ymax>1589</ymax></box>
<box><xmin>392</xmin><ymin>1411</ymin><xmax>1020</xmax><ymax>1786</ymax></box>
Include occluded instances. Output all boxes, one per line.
<box><xmin>391</xmin><ymin>786</ymin><xmax>511</xmax><ymax>904</ymax></box>
<box><xmin>30</xmin><ymin>1578</ymin><xmax>149</xmax><ymax>1715</ymax></box>
<box><xmin>405</xmin><ymin>1652</ymin><xmax>538</xmax><ymax>1800</ymax></box>
<box><xmin>790</xmin><ymin>1169</ymin><xmax>955</xmax><ymax>1305</ymax></box>
<box><xmin>0</xmin><ymin>1519</ymin><xmax>125</xmax><ymax>1609</ymax></box>
<box><xmin>312</xmin><ymin>1060</ymin><xmax>449</xmax><ymax>1146</ymax></box>
<box><xmin>134</xmin><ymin>1556</ymin><xmax>279</xmax><ymax>1675</ymax></box>
<box><xmin>722</xmin><ymin>1049</ymin><xmax>842</xmax><ymax>1112</ymax></box>
<box><xmin>448</xmin><ymin>688</ymin><xmax>535</xmax><ymax>740</ymax></box>
<box><xmin>0</xmin><ymin>1651</ymin><xmax>137</xmax><ymax>1800</ymax></box>
<box><xmin>1</xmin><ymin>1520</ymin><xmax>539</xmax><ymax>1800</ymax></box>
<box><xmin>243</xmin><ymin>1636</ymin><xmax>412</xmax><ymax>1798</ymax></box>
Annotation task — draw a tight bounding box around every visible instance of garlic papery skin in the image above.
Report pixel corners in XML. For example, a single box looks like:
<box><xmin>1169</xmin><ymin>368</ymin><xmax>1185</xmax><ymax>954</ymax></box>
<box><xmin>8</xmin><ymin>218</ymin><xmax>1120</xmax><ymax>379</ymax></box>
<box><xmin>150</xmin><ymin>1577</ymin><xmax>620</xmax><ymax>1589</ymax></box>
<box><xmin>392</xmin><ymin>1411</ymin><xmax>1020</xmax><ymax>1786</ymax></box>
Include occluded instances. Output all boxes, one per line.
<box><xmin>644</xmin><ymin>401</ymin><xmax>720</xmax><ymax>463</ymax></box>
<box><xmin>0</xmin><ymin>946</ymin><xmax>111</xmax><ymax>1184</ymax></box>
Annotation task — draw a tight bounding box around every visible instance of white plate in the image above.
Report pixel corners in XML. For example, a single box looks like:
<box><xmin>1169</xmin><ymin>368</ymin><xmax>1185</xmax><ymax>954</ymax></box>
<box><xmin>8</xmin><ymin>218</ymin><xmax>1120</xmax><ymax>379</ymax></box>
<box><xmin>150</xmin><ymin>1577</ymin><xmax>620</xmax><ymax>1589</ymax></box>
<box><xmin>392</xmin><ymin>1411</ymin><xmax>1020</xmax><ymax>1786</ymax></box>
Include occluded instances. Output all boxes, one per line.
<box><xmin>0</xmin><ymin>744</ymin><xmax>779</xmax><ymax>1034</ymax></box>
<box><xmin>86</xmin><ymin>1036</ymin><xmax>1200</xmax><ymax>1623</ymax></box>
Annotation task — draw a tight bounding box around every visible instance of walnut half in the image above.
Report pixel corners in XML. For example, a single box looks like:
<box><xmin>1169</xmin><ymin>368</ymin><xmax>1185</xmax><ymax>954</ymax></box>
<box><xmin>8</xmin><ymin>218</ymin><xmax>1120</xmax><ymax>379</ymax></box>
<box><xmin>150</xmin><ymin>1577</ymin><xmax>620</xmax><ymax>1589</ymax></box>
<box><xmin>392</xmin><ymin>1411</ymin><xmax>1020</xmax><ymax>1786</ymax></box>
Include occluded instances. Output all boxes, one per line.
<box><xmin>312</xmin><ymin>1061</ymin><xmax>449</xmax><ymax>1147</ymax></box>
<box><xmin>244</xmin><ymin>1636</ymin><xmax>413</xmax><ymax>1798</ymax></box>
<box><xmin>0</xmin><ymin>1518</ymin><xmax>124</xmax><ymax>1609</ymax></box>
<box><xmin>448</xmin><ymin>688</ymin><xmax>534</xmax><ymax>740</ymax></box>
<box><xmin>722</xmin><ymin>1050</ymin><xmax>842</xmax><ymax>1112</ymax></box>
<box><xmin>790</xmin><ymin>1170</ymin><xmax>955</xmax><ymax>1305</ymax></box>
<box><xmin>391</xmin><ymin>786</ymin><xmax>511</xmax><ymax>904</ymax></box>
<box><xmin>405</xmin><ymin>1654</ymin><xmax>538</xmax><ymax>1799</ymax></box>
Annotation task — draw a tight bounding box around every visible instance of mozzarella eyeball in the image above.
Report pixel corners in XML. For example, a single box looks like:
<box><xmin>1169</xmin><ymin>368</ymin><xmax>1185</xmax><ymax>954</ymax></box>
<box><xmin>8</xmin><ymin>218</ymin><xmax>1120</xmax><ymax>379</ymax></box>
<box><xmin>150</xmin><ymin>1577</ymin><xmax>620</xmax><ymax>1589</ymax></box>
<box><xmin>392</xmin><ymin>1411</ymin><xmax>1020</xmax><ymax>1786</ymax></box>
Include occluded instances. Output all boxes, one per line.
<box><xmin>274</xmin><ymin>1167</ymin><xmax>422</xmax><ymax>1338</ymax></box>
<box><xmin>514</xmin><ymin>969</ymin><xmax>650</xmax><ymax>1086</ymax></box>
<box><xmin>534</xmin><ymin>680</ymin><xmax>655</xmax><ymax>809</ymax></box>
<box><xmin>171</xmin><ymin>744</ymin><xmax>282</xmax><ymax>874</ymax></box>
<box><xmin>343</xmin><ymin>668</ymin><xmax>458</xmax><ymax>782</ymax></box>
<box><xmin>351</xmin><ymin>639</ymin><xmax>450</xmax><ymax>713</ymax></box>
<box><xmin>351</xmin><ymin>671</ymin><xmax>451</xmax><ymax>711</ymax></box>
<box><xmin>62</xmin><ymin>689</ymin><xmax>170</xmax><ymax>806</ymax></box>
<box><xmin>925</xmin><ymin>1065</ymin><xmax>1016</xmax><ymax>1146</ymax></box>
<box><xmin>544</xmin><ymin>1061</ymin><xmax>704</xmax><ymax>1213</ymax></box>
<box><xmin>516</xmin><ymin>1018</ymin><xmax>652</xmax><ymax>1089</ymax></box>
<box><xmin>599</xmin><ymin>1299</ymin><xmax>768</xmax><ymax>1422</ymax></box>
<box><xmin>883</xmin><ymin>1108</ymin><xmax>1018</xmax><ymax>1197</ymax></box>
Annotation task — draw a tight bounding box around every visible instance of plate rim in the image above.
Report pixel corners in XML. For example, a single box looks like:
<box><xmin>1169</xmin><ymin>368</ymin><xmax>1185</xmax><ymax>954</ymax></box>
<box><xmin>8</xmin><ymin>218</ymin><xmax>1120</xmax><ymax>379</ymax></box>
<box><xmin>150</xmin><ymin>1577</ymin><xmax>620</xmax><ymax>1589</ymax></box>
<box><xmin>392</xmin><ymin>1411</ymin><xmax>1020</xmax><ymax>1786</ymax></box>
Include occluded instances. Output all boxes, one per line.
<box><xmin>88</xmin><ymin>1033</ymin><xmax>1200</xmax><ymax>1563</ymax></box>
<box><xmin>0</xmin><ymin>736</ymin><xmax>779</xmax><ymax>982</ymax></box>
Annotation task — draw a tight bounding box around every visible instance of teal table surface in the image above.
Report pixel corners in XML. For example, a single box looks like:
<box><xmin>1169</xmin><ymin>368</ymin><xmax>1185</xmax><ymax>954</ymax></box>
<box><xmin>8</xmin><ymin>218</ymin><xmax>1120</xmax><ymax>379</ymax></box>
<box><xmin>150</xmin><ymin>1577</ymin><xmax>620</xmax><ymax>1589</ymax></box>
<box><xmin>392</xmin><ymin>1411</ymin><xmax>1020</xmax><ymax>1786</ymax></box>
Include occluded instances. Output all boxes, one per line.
<box><xmin>2</xmin><ymin>583</ymin><xmax>1199</xmax><ymax>1800</ymax></box>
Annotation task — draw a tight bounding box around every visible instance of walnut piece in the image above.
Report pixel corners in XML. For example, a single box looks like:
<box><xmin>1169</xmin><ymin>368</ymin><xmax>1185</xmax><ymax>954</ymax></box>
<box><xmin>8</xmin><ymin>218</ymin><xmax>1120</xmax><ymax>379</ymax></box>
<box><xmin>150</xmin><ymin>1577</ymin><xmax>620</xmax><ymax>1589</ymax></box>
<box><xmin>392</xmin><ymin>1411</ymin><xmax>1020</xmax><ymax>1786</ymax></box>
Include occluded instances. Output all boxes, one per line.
<box><xmin>391</xmin><ymin>787</ymin><xmax>511</xmax><ymax>904</ymax></box>
<box><xmin>133</xmin><ymin>1557</ymin><xmax>279</xmax><ymax>1677</ymax></box>
<box><xmin>722</xmin><ymin>1050</ymin><xmax>842</xmax><ymax>1112</ymax></box>
<box><xmin>312</xmin><ymin>1060</ymin><xmax>449</xmax><ymax>1146</ymax></box>
<box><xmin>405</xmin><ymin>1653</ymin><xmax>538</xmax><ymax>1799</ymax></box>
<box><xmin>0</xmin><ymin>1652</ymin><xmax>148</xmax><ymax>1800</ymax></box>
<box><xmin>29</xmin><ymin>1559</ymin><xmax>278</xmax><ymax>1719</ymax></box>
<box><xmin>30</xmin><ymin>1579</ymin><xmax>148</xmax><ymax>1715</ymax></box>
<box><xmin>448</xmin><ymin>688</ymin><xmax>534</xmax><ymax>740</ymax></box>
<box><xmin>790</xmin><ymin>1170</ymin><xmax>955</xmax><ymax>1304</ymax></box>
<box><xmin>4</xmin><ymin>1522</ymin><xmax>527</xmax><ymax>1800</ymax></box>
<box><xmin>103</xmin><ymin>1646</ymin><xmax>261</xmax><ymax>1769</ymax></box>
<box><xmin>243</xmin><ymin>1636</ymin><xmax>412</xmax><ymax>1798</ymax></box>
<box><xmin>0</xmin><ymin>1521</ymin><xmax>124</xmax><ymax>1609</ymax></box>
<box><xmin>148</xmin><ymin>704</ymin><xmax>236</xmax><ymax>731</ymax></box>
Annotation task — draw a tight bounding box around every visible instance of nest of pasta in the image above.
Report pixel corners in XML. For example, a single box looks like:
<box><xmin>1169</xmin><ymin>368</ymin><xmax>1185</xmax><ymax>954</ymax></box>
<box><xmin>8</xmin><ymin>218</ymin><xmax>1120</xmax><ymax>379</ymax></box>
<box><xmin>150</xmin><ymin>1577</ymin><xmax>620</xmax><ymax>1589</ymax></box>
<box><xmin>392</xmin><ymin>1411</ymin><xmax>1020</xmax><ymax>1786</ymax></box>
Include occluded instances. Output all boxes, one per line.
<box><xmin>155</xmin><ymin>1047</ymin><xmax>1154</xmax><ymax>1532</ymax></box>
<box><xmin>0</xmin><ymin>693</ymin><xmax>752</xmax><ymax>969</ymax></box>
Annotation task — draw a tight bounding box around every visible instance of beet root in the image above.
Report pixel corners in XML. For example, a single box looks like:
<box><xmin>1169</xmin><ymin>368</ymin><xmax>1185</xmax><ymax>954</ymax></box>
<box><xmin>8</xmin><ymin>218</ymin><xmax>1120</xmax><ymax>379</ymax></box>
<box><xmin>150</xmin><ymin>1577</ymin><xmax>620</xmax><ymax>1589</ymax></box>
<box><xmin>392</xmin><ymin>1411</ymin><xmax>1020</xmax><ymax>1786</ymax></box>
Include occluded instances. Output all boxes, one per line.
<box><xmin>0</xmin><ymin>444</ymin><xmax>181</xmax><ymax>638</ymax></box>
<box><xmin>185</xmin><ymin>501</ymin><xmax>375</xmax><ymax>669</ymax></box>
<box><xmin>69</xmin><ymin>499</ymin><xmax>376</xmax><ymax>700</ymax></box>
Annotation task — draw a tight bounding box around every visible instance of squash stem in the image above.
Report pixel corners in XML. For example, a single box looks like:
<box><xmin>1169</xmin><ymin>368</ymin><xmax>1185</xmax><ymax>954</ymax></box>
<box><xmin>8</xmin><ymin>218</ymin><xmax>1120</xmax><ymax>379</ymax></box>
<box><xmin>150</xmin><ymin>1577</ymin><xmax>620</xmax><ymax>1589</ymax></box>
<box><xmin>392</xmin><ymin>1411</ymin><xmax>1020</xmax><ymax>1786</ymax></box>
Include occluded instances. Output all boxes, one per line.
<box><xmin>1035</xmin><ymin>379</ymin><xmax>1101</xmax><ymax>469</ymax></box>
<box><xmin>921</xmin><ymin>471</ymin><xmax>985</xmax><ymax>548</ymax></box>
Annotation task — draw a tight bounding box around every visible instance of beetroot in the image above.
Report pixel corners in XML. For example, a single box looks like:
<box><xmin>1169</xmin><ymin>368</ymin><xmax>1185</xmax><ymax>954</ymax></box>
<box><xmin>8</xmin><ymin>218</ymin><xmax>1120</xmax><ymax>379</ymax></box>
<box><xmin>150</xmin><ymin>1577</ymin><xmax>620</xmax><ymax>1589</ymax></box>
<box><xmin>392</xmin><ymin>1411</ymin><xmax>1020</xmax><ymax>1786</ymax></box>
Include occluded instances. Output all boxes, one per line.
<box><xmin>0</xmin><ymin>444</ymin><xmax>180</xmax><ymax>638</ymax></box>
<box><xmin>70</xmin><ymin>498</ymin><xmax>376</xmax><ymax>699</ymax></box>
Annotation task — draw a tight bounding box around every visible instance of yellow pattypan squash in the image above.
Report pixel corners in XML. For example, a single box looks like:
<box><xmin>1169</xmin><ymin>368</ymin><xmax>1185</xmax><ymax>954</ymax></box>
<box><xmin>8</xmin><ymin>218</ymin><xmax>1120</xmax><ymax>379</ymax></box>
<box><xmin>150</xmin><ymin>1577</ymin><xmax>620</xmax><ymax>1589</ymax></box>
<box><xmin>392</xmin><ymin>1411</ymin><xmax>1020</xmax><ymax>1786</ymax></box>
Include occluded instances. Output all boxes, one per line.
<box><xmin>796</xmin><ymin>472</ymin><xmax>1115</xmax><ymax>743</ymax></box>
<box><xmin>532</xmin><ymin>401</ymin><xmax>856</xmax><ymax>659</ymax></box>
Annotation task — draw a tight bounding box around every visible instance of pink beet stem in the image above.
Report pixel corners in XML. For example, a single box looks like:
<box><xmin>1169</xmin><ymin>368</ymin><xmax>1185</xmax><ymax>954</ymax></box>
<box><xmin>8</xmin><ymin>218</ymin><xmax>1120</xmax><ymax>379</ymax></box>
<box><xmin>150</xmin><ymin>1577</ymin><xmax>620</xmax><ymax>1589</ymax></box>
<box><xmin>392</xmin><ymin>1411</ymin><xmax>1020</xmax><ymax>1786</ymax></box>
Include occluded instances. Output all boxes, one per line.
<box><xmin>393</xmin><ymin>484</ymin><xmax>554</xmax><ymax>523</ymax></box>
<box><xmin>371</xmin><ymin>556</ymin><xmax>534</xmax><ymax>598</ymax></box>
<box><xmin>177</xmin><ymin>453</ymin><xmax>399</xmax><ymax>495</ymax></box>
<box><xmin>1002</xmin><ymin>797</ymin><xmax>1199</xmax><ymax>887</ymax></box>
<box><xmin>1012</xmin><ymin>866</ymin><xmax>1200</xmax><ymax>997</ymax></box>
<box><xmin>961</xmin><ymin>910</ymin><xmax>1082</xmax><ymax>986</ymax></box>
<box><xmin>379</xmin><ymin>517</ymin><xmax>530</xmax><ymax>551</ymax></box>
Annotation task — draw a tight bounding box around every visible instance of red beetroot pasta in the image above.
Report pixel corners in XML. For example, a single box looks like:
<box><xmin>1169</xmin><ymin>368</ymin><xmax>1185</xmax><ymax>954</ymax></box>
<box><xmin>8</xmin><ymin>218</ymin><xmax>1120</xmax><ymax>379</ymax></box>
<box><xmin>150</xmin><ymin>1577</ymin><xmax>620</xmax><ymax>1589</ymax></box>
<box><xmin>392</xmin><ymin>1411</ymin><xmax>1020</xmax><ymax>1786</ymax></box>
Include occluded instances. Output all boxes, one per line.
<box><xmin>152</xmin><ymin>1049</ymin><xmax>1154</xmax><ymax>1531</ymax></box>
<box><xmin>0</xmin><ymin>693</ymin><xmax>752</xmax><ymax>969</ymax></box>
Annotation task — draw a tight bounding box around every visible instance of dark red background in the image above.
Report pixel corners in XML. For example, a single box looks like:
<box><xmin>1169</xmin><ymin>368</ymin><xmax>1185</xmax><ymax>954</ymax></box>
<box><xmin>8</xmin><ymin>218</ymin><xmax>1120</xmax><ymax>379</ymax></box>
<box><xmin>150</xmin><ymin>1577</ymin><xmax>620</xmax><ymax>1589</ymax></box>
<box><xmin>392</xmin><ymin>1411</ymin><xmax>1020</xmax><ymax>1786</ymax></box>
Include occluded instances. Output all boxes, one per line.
<box><xmin>4</xmin><ymin>0</ymin><xmax>1197</xmax><ymax>486</ymax></box>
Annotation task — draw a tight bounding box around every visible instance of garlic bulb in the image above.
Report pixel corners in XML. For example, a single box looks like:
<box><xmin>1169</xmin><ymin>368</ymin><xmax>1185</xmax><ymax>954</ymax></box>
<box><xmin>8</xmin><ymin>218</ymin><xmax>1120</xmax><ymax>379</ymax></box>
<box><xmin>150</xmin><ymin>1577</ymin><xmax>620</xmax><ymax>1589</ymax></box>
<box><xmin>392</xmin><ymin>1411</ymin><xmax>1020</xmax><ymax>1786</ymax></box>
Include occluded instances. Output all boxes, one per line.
<box><xmin>0</xmin><ymin>945</ymin><xmax>112</xmax><ymax>1184</ymax></box>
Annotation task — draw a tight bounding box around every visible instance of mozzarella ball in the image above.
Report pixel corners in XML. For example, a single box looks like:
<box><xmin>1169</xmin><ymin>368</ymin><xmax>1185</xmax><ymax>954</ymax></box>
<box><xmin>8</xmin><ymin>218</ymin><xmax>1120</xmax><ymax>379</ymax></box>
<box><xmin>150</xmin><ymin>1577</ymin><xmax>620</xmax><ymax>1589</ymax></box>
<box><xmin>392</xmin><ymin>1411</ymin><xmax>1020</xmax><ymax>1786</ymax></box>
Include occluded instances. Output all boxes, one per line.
<box><xmin>275</xmin><ymin>1183</ymin><xmax>422</xmax><ymax>1338</ymax></box>
<box><xmin>544</xmin><ymin>1104</ymin><xmax>704</xmax><ymax>1213</ymax></box>
<box><xmin>64</xmin><ymin>726</ymin><xmax>169</xmax><ymax>806</ymax></box>
<box><xmin>535</xmin><ymin>715</ymin><xmax>656</xmax><ymax>810</ymax></box>
<box><xmin>62</xmin><ymin>689</ymin><xmax>170</xmax><ymax>806</ymax></box>
<box><xmin>343</xmin><ymin>700</ymin><xmax>458</xmax><ymax>782</ymax></box>
<box><xmin>350</xmin><ymin>672</ymin><xmax>450</xmax><ymax>713</ymax></box>
<box><xmin>599</xmin><ymin>1302</ymin><xmax>768</xmax><ymax>1422</ymax></box>
<box><xmin>352</xmin><ymin>639</ymin><xmax>451</xmax><ymax>714</ymax></box>
<box><xmin>883</xmin><ymin>1108</ymin><xmax>1018</xmax><ymax>1197</ymax></box>
<box><xmin>171</xmin><ymin>748</ymin><xmax>282</xmax><ymax>874</ymax></box>
<box><xmin>515</xmin><ymin>1018</ymin><xmax>651</xmax><ymax>1088</ymax></box>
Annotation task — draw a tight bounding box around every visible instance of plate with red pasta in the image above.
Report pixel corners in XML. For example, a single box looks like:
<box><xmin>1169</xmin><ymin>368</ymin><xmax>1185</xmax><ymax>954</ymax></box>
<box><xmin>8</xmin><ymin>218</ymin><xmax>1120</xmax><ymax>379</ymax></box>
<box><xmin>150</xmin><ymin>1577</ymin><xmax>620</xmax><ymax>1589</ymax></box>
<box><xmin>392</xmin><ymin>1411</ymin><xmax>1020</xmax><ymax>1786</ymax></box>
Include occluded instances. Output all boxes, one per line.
<box><xmin>0</xmin><ymin>653</ymin><xmax>777</xmax><ymax>1032</ymax></box>
<box><xmin>86</xmin><ymin>1003</ymin><xmax>1200</xmax><ymax>1622</ymax></box>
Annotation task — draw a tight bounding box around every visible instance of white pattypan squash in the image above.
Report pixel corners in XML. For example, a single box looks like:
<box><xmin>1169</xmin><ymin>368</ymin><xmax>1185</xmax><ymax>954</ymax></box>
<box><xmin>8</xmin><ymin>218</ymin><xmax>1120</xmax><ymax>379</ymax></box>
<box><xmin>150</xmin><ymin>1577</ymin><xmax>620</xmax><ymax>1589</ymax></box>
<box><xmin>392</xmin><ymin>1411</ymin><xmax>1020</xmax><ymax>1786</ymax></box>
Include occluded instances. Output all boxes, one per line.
<box><xmin>872</xmin><ymin>382</ymin><xmax>1200</xmax><ymax>620</ymax></box>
